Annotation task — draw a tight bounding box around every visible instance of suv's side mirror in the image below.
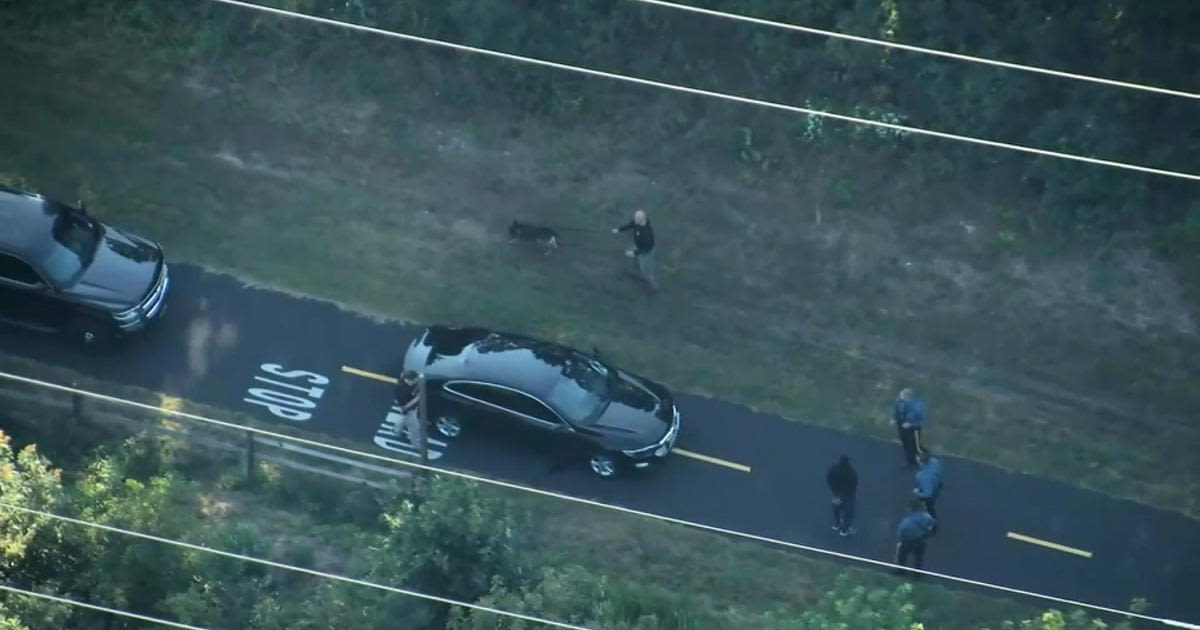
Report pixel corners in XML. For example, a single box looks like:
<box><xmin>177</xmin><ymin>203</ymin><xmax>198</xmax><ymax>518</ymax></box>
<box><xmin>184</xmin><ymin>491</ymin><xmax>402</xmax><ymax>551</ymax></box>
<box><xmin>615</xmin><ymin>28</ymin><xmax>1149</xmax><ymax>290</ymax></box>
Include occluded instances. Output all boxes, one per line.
<box><xmin>592</xmin><ymin>346</ymin><xmax>601</xmax><ymax>359</ymax></box>
<box><xmin>77</xmin><ymin>200</ymin><xmax>88</xmax><ymax>214</ymax></box>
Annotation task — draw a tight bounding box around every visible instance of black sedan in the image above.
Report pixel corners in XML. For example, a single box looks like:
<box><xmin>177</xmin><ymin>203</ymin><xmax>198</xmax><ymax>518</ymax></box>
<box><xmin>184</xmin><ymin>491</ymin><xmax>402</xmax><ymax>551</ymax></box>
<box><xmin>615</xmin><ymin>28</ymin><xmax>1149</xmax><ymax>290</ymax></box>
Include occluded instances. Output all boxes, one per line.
<box><xmin>0</xmin><ymin>186</ymin><xmax>168</xmax><ymax>347</ymax></box>
<box><xmin>402</xmin><ymin>326</ymin><xmax>681</xmax><ymax>478</ymax></box>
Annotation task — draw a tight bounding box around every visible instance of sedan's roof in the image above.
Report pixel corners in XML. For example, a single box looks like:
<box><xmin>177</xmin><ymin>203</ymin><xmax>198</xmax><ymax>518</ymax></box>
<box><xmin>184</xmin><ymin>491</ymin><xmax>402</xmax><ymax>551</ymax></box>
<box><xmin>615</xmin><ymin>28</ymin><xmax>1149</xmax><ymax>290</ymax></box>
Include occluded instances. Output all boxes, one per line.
<box><xmin>0</xmin><ymin>187</ymin><xmax>69</xmax><ymax>256</ymax></box>
<box><xmin>422</xmin><ymin>326</ymin><xmax>583</xmax><ymax>398</ymax></box>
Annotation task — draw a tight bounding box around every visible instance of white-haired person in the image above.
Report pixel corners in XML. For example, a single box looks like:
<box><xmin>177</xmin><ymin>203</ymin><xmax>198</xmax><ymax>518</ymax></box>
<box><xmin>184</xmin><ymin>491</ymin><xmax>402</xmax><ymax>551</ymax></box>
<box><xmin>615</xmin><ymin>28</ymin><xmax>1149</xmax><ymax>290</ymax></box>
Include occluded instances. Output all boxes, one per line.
<box><xmin>612</xmin><ymin>209</ymin><xmax>658</xmax><ymax>290</ymax></box>
<box><xmin>892</xmin><ymin>387</ymin><xmax>927</xmax><ymax>468</ymax></box>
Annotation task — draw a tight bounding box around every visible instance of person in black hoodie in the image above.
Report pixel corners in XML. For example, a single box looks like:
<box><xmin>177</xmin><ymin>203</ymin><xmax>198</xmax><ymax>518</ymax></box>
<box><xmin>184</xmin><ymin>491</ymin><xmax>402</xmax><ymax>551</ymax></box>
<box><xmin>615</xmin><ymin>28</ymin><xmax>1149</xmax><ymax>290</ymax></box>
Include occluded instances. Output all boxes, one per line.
<box><xmin>826</xmin><ymin>454</ymin><xmax>858</xmax><ymax>536</ymax></box>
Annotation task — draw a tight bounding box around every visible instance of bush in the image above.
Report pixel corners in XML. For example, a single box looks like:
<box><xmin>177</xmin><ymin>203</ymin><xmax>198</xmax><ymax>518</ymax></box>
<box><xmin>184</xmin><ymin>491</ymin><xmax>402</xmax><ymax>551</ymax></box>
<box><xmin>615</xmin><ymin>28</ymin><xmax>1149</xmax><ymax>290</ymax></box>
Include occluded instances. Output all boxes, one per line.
<box><xmin>371</xmin><ymin>476</ymin><xmax>530</xmax><ymax>603</ymax></box>
<box><xmin>764</xmin><ymin>573</ymin><xmax>922</xmax><ymax>630</ymax></box>
<box><xmin>450</xmin><ymin>565</ymin><xmax>721</xmax><ymax>630</ymax></box>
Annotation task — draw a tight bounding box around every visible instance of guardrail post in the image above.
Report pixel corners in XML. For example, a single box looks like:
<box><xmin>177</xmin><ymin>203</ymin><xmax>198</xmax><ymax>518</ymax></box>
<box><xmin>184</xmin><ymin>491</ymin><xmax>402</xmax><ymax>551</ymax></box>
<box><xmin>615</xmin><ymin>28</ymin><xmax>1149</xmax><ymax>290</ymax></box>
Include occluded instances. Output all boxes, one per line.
<box><xmin>71</xmin><ymin>382</ymin><xmax>85</xmax><ymax>424</ymax></box>
<box><xmin>245</xmin><ymin>431</ymin><xmax>257</xmax><ymax>485</ymax></box>
<box><xmin>64</xmin><ymin>381</ymin><xmax>84</xmax><ymax>434</ymax></box>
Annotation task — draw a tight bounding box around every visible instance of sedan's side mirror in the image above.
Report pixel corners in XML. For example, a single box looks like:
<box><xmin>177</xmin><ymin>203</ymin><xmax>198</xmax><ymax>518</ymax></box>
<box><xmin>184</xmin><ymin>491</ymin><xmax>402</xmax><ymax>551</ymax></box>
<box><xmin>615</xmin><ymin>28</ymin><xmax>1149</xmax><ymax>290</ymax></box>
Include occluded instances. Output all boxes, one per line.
<box><xmin>77</xmin><ymin>200</ymin><xmax>87</xmax><ymax>212</ymax></box>
<box><xmin>592</xmin><ymin>346</ymin><xmax>601</xmax><ymax>359</ymax></box>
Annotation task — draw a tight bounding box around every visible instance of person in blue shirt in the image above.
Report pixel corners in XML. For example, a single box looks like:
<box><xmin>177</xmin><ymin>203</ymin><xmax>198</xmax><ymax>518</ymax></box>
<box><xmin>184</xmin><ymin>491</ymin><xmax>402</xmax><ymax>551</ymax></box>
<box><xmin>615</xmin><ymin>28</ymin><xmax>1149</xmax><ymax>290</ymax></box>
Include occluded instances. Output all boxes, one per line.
<box><xmin>894</xmin><ymin>499</ymin><xmax>936</xmax><ymax>578</ymax></box>
<box><xmin>913</xmin><ymin>452</ymin><xmax>944</xmax><ymax>531</ymax></box>
<box><xmin>891</xmin><ymin>387</ymin><xmax>926</xmax><ymax>468</ymax></box>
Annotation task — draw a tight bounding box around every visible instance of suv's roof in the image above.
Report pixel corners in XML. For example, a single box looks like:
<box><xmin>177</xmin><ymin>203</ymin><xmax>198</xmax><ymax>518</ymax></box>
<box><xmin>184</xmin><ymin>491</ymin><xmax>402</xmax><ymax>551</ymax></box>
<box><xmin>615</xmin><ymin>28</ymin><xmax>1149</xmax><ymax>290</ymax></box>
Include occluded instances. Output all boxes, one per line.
<box><xmin>0</xmin><ymin>186</ymin><xmax>69</xmax><ymax>256</ymax></box>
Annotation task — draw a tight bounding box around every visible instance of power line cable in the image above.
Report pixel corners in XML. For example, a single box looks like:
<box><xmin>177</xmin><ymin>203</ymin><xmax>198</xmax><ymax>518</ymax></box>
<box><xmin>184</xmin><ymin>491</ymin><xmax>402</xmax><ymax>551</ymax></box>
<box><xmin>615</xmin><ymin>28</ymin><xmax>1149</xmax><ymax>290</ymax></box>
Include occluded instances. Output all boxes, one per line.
<box><xmin>1</xmin><ymin>371</ymin><xmax>1195</xmax><ymax>628</ymax></box>
<box><xmin>629</xmin><ymin>0</ymin><xmax>1200</xmax><ymax>100</ymax></box>
<box><xmin>0</xmin><ymin>582</ymin><xmax>212</xmax><ymax>630</ymax></box>
<box><xmin>205</xmin><ymin>0</ymin><xmax>1200</xmax><ymax>182</ymax></box>
<box><xmin>0</xmin><ymin>502</ymin><xmax>597</xmax><ymax>630</ymax></box>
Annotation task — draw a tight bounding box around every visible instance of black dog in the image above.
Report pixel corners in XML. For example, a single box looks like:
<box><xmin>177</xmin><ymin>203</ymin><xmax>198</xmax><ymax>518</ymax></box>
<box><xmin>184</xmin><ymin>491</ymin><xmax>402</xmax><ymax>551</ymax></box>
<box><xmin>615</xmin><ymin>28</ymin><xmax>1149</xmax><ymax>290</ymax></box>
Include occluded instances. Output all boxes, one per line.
<box><xmin>507</xmin><ymin>220</ymin><xmax>559</xmax><ymax>251</ymax></box>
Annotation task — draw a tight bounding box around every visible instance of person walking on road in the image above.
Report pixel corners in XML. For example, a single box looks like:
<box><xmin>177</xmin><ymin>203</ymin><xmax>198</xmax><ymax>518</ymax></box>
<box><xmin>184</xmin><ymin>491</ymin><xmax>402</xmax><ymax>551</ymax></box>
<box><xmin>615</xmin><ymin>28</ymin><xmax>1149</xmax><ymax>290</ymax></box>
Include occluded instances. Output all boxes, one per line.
<box><xmin>393</xmin><ymin>370</ymin><xmax>424</xmax><ymax>448</ymax></box>
<box><xmin>892</xmin><ymin>388</ymin><xmax>926</xmax><ymax>468</ymax></box>
<box><xmin>913</xmin><ymin>452</ymin><xmax>944</xmax><ymax>532</ymax></box>
<box><xmin>612</xmin><ymin>209</ymin><xmax>658</xmax><ymax>290</ymax></box>
<box><xmin>826</xmin><ymin>454</ymin><xmax>858</xmax><ymax>536</ymax></box>
<box><xmin>894</xmin><ymin>499</ymin><xmax>936</xmax><ymax>578</ymax></box>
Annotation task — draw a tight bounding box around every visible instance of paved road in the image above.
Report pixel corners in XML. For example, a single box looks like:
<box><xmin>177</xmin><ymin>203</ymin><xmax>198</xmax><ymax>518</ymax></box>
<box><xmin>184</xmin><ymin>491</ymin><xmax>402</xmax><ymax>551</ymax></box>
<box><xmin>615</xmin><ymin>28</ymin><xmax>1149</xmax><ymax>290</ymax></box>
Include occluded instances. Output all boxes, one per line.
<box><xmin>1</xmin><ymin>264</ymin><xmax>1196</xmax><ymax>624</ymax></box>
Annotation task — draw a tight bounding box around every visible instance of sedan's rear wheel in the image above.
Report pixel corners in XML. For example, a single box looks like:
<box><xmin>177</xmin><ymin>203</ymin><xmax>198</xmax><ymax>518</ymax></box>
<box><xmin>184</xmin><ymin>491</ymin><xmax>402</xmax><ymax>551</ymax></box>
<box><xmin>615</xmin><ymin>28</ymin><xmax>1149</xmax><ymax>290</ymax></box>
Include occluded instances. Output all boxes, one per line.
<box><xmin>435</xmin><ymin>415</ymin><xmax>462</xmax><ymax>439</ymax></box>
<box><xmin>589</xmin><ymin>453</ymin><xmax>619</xmax><ymax>479</ymax></box>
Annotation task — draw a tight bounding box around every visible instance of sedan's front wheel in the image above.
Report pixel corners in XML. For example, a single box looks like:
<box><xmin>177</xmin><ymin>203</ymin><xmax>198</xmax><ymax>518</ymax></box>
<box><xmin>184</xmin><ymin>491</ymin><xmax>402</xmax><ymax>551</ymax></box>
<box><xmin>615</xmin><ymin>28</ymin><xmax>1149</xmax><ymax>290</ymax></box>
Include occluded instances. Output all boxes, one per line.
<box><xmin>434</xmin><ymin>415</ymin><xmax>462</xmax><ymax>439</ymax></box>
<box><xmin>588</xmin><ymin>453</ymin><xmax>619</xmax><ymax>479</ymax></box>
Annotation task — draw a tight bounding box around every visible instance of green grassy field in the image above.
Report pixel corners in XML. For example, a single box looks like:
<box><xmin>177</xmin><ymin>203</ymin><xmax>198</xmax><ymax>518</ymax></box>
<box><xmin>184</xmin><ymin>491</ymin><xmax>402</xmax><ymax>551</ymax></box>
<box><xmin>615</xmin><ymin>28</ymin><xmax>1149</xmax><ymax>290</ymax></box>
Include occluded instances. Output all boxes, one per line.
<box><xmin>1</xmin><ymin>14</ymin><xmax>1198</xmax><ymax>519</ymax></box>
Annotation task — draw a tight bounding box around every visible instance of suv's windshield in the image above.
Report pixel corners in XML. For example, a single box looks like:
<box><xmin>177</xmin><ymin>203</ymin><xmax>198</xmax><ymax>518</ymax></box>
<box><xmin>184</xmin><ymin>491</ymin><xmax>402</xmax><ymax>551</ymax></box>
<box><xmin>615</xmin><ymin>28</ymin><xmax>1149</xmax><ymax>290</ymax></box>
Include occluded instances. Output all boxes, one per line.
<box><xmin>546</xmin><ymin>356</ymin><xmax>611</xmax><ymax>425</ymax></box>
<box><xmin>37</xmin><ymin>209</ymin><xmax>99</xmax><ymax>286</ymax></box>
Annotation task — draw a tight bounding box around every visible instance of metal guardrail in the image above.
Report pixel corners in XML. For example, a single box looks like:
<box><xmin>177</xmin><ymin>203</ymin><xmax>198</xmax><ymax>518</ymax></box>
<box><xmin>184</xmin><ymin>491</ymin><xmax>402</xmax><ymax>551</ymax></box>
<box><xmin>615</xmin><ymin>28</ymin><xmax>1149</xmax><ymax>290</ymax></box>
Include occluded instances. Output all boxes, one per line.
<box><xmin>0</xmin><ymin>384</ymin><xmax>412</xmax><ymax>489</ymax></box>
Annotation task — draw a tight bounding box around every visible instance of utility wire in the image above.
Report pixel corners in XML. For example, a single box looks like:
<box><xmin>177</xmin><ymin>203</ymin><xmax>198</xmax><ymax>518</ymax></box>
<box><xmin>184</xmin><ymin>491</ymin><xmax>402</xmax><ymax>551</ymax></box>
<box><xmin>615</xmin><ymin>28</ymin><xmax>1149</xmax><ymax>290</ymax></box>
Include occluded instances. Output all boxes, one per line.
<box><xmin>1</xmin><ymin>372</ymin><xmax>1195</xmax><ymax>628</ymax></box>
<box><xmin>0</xmin><ymin>502</ymin><xmax>597</xmax><ymax>630</ymax></box>
<box><xmin>0</xmin><ymin>583</ymin><xmax>212</xmax><ymax>630</ymax></box>
<box><xmin>629</xmin><ymin>0</ymin><xmax>1200</xmax><ymax>100</ymax></box>
<box><xmin>205</xmin><ymin>0</ymin><xmax>1200</xmax><ymax>182</ymax></box>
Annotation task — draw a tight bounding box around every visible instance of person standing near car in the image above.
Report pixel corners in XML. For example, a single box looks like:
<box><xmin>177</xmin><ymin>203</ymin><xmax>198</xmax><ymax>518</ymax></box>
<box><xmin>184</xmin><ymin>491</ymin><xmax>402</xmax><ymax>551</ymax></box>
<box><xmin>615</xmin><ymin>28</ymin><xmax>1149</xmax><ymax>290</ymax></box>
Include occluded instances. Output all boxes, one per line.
<box><xmin>892</xmin><ymin>388</ymin><xmax>926</xmax><ymax>468</ymax></box>
<box><xmin>612</xmin><ymin>209</ymin><xmax>658</xmax><ymax>290</ymax></box>
<box><xmin>826</xmin><ymin>454</ymin><xmax>858</xmax><ymax>536</ymax></box>
<box><xmin>914</xmin><ymin>452</ymin><xmax>943</xmax><ymax>531</ymax></box>
<box><xmin>393</xmin><ymin>370</ymin><xmax>424</xmax><ymax>449</ymax></box>
<box><xmin>894</xmin><ymin>499</ymin><xmax>936</xmax><ymax>578</ymax></box>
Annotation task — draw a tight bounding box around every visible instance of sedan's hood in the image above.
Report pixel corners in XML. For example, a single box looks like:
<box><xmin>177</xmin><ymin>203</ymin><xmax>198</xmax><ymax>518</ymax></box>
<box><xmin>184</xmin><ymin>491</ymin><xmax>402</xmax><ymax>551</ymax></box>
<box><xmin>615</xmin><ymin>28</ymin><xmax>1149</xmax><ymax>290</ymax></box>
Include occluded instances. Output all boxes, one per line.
<box><xmin>588</xmin><ymin>373</ymin><xmax>672</xmax><ymax>449</ymax></box>
<box><xmin>63</xmin><ymin>227</ymin><xmax>162</xmax><ymax>310</ymax></box>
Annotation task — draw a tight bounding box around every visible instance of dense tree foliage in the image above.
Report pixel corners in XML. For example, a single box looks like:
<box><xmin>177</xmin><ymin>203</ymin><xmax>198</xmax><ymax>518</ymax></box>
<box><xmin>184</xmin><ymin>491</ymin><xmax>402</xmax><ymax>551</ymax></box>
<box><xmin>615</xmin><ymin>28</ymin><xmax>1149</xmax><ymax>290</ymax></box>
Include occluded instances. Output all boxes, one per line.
<box><xmin>0</xmin><ymin>427</ymin><xmax>1152</xmax><ymax>629</ymax></box>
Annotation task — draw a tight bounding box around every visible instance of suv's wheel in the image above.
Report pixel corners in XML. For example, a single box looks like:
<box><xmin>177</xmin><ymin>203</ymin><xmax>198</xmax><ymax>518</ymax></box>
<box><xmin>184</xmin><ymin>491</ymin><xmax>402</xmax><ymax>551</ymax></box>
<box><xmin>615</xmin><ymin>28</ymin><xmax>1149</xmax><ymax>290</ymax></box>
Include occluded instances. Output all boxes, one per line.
<box><xmin>68</xmin><ymin>319</ymin><xmax>115</xmax><ymax>351</ymax></box>
<box><xmin>588</xmin><ymin>453</ymin><xmax>619</xmax><ymax>479</ymax></box>
<box><xmin>434</xmin><ymin>415</ymin><xmax>462</xmax><ymax>439</ymax></box>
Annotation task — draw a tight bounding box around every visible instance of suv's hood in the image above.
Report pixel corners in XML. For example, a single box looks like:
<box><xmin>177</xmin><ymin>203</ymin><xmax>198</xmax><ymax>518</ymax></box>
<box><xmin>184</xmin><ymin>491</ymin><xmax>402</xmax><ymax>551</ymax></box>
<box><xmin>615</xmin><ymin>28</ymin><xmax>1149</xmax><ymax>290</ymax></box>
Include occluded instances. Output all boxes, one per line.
<box><xmin>587</xmin><ymin>373</ymin><xmax>672</xmax><ymax>449</ymax></box>
<box><xmin>63</xmin><ymin>227</ymin><xmax>162</xmax><ymax>310</ymax></box>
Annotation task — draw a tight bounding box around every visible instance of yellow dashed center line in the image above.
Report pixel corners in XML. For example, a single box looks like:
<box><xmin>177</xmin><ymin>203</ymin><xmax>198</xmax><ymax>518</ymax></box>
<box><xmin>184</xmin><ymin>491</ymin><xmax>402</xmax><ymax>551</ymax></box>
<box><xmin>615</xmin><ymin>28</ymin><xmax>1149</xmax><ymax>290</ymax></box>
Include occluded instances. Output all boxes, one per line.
<box><xmin>1006</xmin><ymin>532</ymin><xmax>1093</xmax><ymax>558</ymax></box>
<box><xmin>341</xmin><ymin>365</ymin><xmax>398</xmax><ymax>384</ymax></box>
<box><xmin>342</xmin><ymin>365</ymin><xmax>752</xmax><ymax>473</ymax></box>
<box><xmin>673</xmin><ymin>448</ymin><xmax>752</xmax><ymax>472</ymax></box>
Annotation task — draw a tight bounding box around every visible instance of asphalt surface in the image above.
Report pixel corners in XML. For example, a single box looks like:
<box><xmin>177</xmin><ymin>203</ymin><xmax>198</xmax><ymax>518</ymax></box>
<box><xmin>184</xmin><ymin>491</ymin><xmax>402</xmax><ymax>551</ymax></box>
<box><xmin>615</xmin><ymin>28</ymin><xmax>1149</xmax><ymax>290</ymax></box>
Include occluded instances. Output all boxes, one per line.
<box><xmin>0</xmin><ymin>264</ymin><xmax>1196</xmax><ymax>624</ymax></box>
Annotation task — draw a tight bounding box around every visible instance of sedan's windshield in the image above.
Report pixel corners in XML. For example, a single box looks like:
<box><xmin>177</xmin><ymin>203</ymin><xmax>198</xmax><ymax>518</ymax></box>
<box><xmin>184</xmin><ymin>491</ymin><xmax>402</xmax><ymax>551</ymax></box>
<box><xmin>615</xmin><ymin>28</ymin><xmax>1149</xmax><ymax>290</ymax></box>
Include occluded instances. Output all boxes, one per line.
<box><xmin>546</xmin><ymin>356</ymin><xmax>611</xmax><ymax>425</ymax></box>
<box><xmin>37</xmin><ymin>210</ymin><xmax>99</xmax><ymax>286</ymax></box>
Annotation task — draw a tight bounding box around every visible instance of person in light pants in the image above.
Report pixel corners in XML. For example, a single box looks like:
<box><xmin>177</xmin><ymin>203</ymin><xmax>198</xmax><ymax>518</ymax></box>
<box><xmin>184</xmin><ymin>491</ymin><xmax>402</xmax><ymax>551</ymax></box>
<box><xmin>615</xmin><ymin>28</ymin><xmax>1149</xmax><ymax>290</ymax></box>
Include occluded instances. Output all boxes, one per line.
<box><xmin>612</xmin><ymin>209</ymin><xmax>658</xmax><ymax>290</ymax></box>
<box><xmin>393</xmin><ymin>370</ymin><xmax>423</xmax><ymax>447</ymax></box>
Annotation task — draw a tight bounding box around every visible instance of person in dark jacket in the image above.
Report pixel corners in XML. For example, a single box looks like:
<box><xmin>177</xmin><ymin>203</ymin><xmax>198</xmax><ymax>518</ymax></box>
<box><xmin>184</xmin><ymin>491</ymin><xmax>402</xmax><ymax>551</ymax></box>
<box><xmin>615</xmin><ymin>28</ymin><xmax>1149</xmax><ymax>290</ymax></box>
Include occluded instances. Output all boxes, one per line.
<box><xmin>826</xmin><ymin>454</ymin><xmax>858</xmax><ymax>536</ymax></box>
<box><xmin>913</xmin><ymin>452</ymin><xmax>944</xmax><ymax>531</ymax></box>
<box><xmin>891</xmin><ymin>388</ymin><xmax>926</xmax><ymax>468</ymax></box>
<box><xmin>612</xmin><ymin>209</ymin><xmax>658</xmax><ymax>289</ymax></box>
<box><xmin>894</xmin><ymin>499</ymin><xmax>936</xmax><ymax>578</ymax></box>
